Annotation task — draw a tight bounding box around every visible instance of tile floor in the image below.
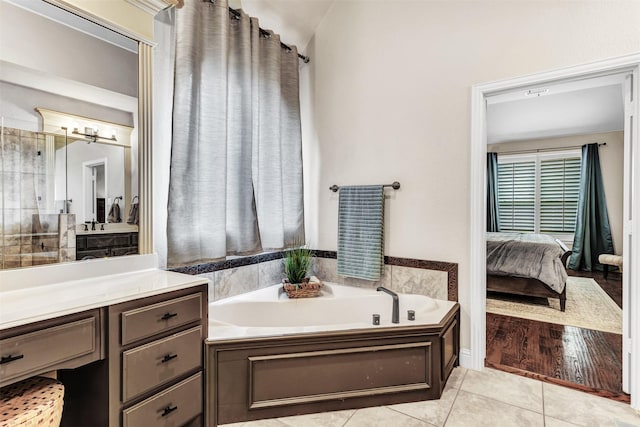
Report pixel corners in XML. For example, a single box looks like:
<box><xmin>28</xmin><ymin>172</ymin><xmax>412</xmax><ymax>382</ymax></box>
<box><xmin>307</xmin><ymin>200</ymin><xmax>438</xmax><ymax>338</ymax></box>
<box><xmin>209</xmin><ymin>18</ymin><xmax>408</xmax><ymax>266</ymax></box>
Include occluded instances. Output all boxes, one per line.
<box><xmin>220</xmin><ymin>368</ymin><xmax>640</xmax><ymax>427</ymax></box>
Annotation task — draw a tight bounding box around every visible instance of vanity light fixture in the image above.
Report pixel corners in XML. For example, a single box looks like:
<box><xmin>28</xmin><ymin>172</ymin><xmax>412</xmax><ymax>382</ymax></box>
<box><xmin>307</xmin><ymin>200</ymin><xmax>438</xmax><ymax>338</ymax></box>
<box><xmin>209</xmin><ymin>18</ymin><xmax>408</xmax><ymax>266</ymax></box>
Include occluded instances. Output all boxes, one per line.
<box><xmin>72</xmin><ymin>126</ymin><xmax>118</xmax><ymax>143</ymax></box>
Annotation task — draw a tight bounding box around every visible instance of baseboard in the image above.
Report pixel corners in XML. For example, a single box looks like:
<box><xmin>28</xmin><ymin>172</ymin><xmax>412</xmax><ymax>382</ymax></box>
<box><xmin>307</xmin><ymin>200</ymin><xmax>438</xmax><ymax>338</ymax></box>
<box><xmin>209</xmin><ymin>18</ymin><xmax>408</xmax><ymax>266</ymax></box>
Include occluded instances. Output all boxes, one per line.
<box><xmin>459</xmin><ymin>348</ymin><xmax>473</xmax><ymax>369</ymax></box>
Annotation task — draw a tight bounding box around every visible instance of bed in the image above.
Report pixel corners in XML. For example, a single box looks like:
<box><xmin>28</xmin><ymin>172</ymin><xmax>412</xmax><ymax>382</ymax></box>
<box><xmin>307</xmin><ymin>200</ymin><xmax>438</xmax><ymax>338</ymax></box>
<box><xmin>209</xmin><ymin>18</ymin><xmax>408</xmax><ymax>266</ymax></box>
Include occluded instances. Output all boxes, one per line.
<box><xmin>486</xmin><ymin>232</ymin><xmax>572</xmax><ymax>312</ymax></box>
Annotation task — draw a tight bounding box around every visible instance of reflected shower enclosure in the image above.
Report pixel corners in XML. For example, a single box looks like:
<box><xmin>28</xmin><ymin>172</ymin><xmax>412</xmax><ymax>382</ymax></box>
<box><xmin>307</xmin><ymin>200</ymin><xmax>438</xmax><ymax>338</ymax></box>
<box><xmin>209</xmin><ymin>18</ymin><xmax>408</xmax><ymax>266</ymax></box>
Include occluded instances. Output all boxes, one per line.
<box><xmin>1</xmin><ymin>126</ymin><xmax>75</xmax><ymax>268</ymax></box>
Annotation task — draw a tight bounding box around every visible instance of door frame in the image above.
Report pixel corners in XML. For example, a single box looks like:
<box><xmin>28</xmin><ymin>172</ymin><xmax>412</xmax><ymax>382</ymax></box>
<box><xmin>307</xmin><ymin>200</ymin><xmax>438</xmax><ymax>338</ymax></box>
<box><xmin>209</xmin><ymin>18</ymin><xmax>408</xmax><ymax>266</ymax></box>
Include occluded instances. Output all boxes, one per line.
<box><xmin>469</xmin><ymin>53</ymin><xmax>640</xmax><ymax>409</ymax></box>
<box><xmin>81</xmin><ymin>158</ymin><xmax>108</xmax><ymax>224</ymax></box>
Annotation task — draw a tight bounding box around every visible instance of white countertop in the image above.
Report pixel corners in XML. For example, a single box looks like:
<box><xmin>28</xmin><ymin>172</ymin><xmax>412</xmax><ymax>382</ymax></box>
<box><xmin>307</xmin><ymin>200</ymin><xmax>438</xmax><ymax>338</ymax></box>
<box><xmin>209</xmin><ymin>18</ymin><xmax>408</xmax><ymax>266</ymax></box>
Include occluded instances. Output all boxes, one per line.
<box><xmin>0</xmin><ymin>255</ymin><xmax>208</xmax><ymax>330</ymax></box>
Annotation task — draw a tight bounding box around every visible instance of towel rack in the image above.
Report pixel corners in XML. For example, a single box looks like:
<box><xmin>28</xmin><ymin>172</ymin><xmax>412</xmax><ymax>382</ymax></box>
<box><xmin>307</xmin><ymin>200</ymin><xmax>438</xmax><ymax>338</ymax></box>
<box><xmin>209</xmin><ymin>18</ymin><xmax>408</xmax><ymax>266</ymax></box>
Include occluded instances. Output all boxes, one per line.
<box><xmin>329</xmin><ymin>181</ymin><xmax>400</xmax><ymax>192</ymax></box>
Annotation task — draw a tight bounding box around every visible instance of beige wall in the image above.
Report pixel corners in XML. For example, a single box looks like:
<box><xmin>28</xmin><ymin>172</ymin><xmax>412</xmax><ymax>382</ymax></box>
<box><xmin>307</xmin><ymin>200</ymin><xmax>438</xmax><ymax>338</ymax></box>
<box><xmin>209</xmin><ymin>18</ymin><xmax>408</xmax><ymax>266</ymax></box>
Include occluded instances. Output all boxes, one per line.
<box><xmin>300</xmin><ymin>0</ymin><xmax>640</xmax><ymax>350</ymax></box>
<box><xmin>489</xmin><ymin>132</ymin><xmax>625</xmax><ymax>255</ymax></box>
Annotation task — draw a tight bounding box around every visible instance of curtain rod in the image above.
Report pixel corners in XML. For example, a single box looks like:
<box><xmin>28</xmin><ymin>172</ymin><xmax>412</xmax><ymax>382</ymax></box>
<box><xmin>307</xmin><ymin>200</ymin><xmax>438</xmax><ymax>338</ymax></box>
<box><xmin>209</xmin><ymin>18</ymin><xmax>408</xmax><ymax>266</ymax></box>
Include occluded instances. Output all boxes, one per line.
<box><xmin>226</xmin><ymin>7</ymin><xmax>310</xmax><ymax>63</ymax></box>
<box><xmin>495</xmin><ymin>142</ymin><xmax>606</xmax><ymax>156</ymax></box>
<box><xmin>187</xmin><ymin>1</ymin><xmax>310</xmax><ymax>63</ymax></box>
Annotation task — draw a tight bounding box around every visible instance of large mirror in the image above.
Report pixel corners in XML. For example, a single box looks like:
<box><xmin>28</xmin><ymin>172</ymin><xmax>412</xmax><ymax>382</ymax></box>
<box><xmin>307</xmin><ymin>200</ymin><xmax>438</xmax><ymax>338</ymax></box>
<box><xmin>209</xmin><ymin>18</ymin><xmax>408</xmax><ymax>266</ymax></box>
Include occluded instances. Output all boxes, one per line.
<box><xmin>0</xmin><ymin>0</ymin><xmax>139</xmax><ymax>269</ymax></box>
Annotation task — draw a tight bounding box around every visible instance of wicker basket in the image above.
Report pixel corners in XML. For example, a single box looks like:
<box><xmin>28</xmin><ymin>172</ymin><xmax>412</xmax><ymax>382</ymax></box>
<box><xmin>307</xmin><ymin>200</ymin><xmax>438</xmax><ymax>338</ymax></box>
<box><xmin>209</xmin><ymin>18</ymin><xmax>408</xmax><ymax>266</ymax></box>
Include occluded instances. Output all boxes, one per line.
<box><xmin>283</xmin><ymin>277</ymin><xmax>323</xmax><ymax>298</ymax></box>
<box><xmin>0</xmin><ymin>376</ymin><xmax>64</xmax><ymax>427</ymax></box>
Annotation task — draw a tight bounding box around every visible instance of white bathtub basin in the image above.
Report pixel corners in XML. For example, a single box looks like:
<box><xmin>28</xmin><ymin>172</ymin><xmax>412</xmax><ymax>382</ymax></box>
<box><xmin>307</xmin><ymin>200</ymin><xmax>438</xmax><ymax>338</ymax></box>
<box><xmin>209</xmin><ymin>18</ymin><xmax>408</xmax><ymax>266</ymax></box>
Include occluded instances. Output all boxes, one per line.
<box><xmin>207</xmin><ymin>282</ymin><xmax>457</xmax><ymax>341</ymax></box>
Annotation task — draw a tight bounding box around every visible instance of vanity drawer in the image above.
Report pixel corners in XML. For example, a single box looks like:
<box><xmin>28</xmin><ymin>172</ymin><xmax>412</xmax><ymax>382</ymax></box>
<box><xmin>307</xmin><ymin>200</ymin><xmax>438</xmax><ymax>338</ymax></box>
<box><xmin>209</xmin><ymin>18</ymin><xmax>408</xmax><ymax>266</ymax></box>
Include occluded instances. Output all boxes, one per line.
<box><xmin>122</xmin><ymin>326</ymin><xmax>202</xmax><ymax>401</ymax></box>
<box><xmin>86</xmin><ymin>234</ymin><xmax>130</xmax><ymax>249</ymax></box>
<box><xmin>121</xmin><ymin>293</ymin><xmax>202</xmax><ymax>345</ymax></box>
<box><xmin>77</xmin><ymin>248</ymin><xmax>110</xmax><ymax>260</ymax></box>
<box><xmin>122</xmin><ymin>372</ymin><xmax>202</xmax><ymax>427</ymax></box>
<box><xmin>110</xmin><ymin>246</ymin><xmax>138</xmax><ymax>257</ymax></box>
<box><xmin>0</xmin><ymin>315</ymin><xmax>98</xmax><ymax>385</ymax></box>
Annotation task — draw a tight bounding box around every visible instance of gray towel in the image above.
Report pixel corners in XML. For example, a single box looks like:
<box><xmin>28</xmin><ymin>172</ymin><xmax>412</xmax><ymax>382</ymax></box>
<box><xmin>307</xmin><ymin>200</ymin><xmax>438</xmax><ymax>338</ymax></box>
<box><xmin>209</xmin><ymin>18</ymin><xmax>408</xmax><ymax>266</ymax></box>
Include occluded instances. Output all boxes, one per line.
<box><xmin>107</xmin><ymin>202</ymin><xmax>121</xmax><ymax>223</ymax></box>
<box><xmin>127</xmin><ymin>196</ymin><xmax>139</xmax><ymax>225</ymax></box>
<box><xmin>337</xmin><ymin>185</ymin><xmax>385</xmax><ymax>281</ymax></box>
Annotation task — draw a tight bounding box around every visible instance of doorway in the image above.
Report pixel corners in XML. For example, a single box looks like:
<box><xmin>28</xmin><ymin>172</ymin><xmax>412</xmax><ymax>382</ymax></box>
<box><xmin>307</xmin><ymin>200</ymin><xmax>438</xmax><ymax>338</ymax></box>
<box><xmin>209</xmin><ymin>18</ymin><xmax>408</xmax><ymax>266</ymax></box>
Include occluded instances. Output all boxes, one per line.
<box><xmin>485</xmin><ymin>75</ymin><xmax>626</xmax><ymax>398</ymax></box>
<box><xmin>469</xmin><ymin>54</ymin><xmax>640</xmax><ymax>410</ymax></box>
<box><xmin>82</xmin><ymin>159</ymin><xmax>107</xmax><ymax>224</ymax></box>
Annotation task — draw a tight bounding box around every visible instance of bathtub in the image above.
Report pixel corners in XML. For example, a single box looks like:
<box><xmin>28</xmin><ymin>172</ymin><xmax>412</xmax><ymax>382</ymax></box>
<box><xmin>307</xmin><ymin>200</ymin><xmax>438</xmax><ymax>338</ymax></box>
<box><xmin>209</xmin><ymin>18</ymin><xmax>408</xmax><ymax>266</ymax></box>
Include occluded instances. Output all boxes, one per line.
<box><xmin>205</xmin><ymin>283</ymin><xmax>460</xmax><ymax>426</ymax></box>
<box><xmin>208</xmin><ymin>283</ymin><xmax>455</xmax><ymax>339</ymax></box>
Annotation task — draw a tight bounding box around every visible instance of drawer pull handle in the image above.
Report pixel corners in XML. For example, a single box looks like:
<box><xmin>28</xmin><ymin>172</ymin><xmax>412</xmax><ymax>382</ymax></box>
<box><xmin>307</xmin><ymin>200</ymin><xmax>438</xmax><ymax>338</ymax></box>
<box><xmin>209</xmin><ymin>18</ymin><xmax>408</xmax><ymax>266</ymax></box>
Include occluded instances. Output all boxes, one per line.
<box><xmin>0</xmin><ymin>354</ymin><xmax>24</xmax><ymax>364</ymax></box>
<box><xmin>161</xmin><ymin>405</ymin><xmax>178</xmax><ymax>417</ymax></box>
<box><xmin>161</xmin><ymin>353</ymin><xmax>178</xmax><ymax>363</ymax></box>
<box><xmin>160</xmin><ymin>312</ymin><xmax>178</xmax><ymax>321</ymax></box>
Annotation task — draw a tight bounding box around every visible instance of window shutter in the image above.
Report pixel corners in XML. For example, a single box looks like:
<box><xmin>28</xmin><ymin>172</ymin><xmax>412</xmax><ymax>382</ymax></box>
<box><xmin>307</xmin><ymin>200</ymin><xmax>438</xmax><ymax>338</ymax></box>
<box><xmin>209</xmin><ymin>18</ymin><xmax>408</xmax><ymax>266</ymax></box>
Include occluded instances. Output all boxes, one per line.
<box><xmin>540</xmin><ymin>157</ymin><xmax>581</xmax><ymax>233</ymax></box>
<box><xmin>498</xmin><ymin>161</ymin><xmax>535</xmax><ymax>232</ymax></box>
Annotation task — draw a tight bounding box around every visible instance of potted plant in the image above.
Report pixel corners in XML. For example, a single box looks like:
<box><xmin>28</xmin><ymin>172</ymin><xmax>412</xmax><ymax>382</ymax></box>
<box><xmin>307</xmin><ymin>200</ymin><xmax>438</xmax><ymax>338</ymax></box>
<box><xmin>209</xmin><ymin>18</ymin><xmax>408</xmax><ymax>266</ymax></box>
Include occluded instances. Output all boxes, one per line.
<box><xmin>282</xmin><ymin>246</ymin><xmax>322</xmax><ymax>298</ymax></box>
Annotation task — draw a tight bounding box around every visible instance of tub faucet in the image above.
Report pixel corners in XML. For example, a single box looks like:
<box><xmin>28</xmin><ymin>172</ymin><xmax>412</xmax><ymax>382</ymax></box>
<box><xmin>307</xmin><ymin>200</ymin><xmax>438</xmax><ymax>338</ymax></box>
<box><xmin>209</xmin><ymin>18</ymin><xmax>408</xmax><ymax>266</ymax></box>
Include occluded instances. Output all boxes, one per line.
<box><xmin>376</xmin><ymin>287</ymin><xmax>399</xmax><ymax>324</ymax></box>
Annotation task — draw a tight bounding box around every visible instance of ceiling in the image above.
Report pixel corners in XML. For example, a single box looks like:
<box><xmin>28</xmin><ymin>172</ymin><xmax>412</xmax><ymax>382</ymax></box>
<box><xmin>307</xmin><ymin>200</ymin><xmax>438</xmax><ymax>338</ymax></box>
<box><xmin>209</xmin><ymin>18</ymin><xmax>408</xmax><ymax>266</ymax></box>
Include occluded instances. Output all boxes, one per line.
<box><xmin>241</xmin><ymin>0</ymin><xmax>335</xmax><ymax>52</ymax></box>
<box><xmin>487</xmin><ymin>75</ymin><xmax>626</xmax><ymax>145</ymax></box>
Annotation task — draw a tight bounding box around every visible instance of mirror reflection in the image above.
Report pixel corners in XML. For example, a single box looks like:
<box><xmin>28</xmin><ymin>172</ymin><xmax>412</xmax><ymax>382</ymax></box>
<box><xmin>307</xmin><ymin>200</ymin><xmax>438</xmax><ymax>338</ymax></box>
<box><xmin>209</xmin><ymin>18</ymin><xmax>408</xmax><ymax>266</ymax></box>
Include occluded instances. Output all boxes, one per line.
<box><xmin>0</xmin><ymin>0</ymin><xmax>139</xmax><ymax>269</ymax></box>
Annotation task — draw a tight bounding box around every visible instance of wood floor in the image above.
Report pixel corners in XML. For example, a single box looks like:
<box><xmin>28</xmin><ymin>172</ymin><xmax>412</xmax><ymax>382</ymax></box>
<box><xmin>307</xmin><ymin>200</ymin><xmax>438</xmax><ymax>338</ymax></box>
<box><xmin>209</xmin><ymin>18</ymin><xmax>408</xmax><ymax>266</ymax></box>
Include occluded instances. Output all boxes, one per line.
<box><xmin>486</xmin><ymin>271</ymin><xmax>628</xmax><ymax>402</ymax></box>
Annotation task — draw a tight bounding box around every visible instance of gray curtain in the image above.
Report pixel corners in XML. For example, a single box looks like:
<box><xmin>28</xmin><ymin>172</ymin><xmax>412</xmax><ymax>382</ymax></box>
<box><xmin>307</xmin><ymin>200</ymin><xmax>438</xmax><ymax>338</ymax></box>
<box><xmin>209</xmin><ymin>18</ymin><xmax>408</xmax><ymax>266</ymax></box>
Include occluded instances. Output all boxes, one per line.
<box><xmin>167</xmin><ymin>0</ymin><xmax>304</xmax><ymax>267</ymax></box>
<box><xmin>487</xmin><ymin>152</ymin><xmax>500</xmax><ymax>232</ymax></box>
<box><xmin>568</xmin><ymin>143</ymin><xmax>614</xmax><ymax>271</ymax></box>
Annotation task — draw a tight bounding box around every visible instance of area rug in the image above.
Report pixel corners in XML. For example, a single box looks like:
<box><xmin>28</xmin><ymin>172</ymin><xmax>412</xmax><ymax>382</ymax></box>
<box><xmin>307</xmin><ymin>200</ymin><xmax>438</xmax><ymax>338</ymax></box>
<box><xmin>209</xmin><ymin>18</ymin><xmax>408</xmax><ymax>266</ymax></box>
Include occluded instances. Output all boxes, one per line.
<box><xmin>486</xmin><ymin>277</ymin><xmax>622</xmax><ymax>334</ymax></box>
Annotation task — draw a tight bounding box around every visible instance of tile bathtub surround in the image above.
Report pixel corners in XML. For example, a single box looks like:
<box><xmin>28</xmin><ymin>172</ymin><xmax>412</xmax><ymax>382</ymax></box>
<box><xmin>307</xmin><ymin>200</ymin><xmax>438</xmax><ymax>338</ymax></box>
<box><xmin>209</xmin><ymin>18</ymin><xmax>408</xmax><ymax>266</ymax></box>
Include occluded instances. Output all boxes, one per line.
<box><xmin>219</xmin><ymin>367</ymin><xmax>640</xmax><ymax>427</ymax></box>
<box><xmin>391</xmin><ymin>266</ymin><xmax>448</xmax><ymax>300</ymax></box>
<box><xmin>214</xmin><ymin>264</ymin><xmax>259</xmax><ymax>300</ymax></box>
<box><xmin>175</xmin><ymin>250</ymin><xmax>458</xmax><ymax>302</ymax></box>
<box><xmin>258</xmin><ymin>259</ymin><xmax>285</xmax><ymax>288</ymax></box>
<box><xmin>312</xmin><ymin>252</ymin><xmax>457</xmax><ymax>301</ymax></box>
<box><xmin>172</xmin><ymin>251</ymin><xmax>284</xmax><ymax>275</ymax></box>
<box><xmin>197</xmin><ymin>260</ymin><xmax>285</xmax><ymax>302</ymax></box>
<box><xmin>312</xmin><ymin>257</ymin><xmax>451</xmax><ymax>302</ymax></box>
<box><xmin>385</xmin><ymin>256</ymin><xmax>458</xmax><ymax>302</ymax></box>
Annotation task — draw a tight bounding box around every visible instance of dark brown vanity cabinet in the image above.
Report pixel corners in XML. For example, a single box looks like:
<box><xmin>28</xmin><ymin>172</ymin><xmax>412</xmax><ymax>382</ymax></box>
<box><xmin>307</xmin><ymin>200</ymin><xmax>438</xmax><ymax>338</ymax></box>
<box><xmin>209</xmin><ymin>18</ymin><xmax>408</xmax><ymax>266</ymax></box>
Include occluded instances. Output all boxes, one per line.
<box><xmin>76</xmin><ymin>232</ymin><xmax>139</xmax><ymax>260</ymax></box>
<box><xmin>109</xmin><ymin>286</ymin><xmax>208</xmax><ymax>427</ymax></box>
<box><xmin>0</xmin><ymin>309</ymin><xmax>105</xmax><ymax>388</ymax></box>
<box><xmin>57</xmin><ymin>285</ymin><xmax>208</xmax><ymax>427</ymax></box>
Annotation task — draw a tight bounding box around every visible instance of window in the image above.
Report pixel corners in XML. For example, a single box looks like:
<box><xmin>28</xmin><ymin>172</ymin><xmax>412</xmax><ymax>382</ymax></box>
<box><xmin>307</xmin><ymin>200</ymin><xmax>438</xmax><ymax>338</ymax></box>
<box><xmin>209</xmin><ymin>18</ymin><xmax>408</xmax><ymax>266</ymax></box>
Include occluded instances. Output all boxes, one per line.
<box><xmin>498</xmin><ymin>160</ymin><xmax>535</xmax><ymax>231</ymax></box>
<box><xmin>539</xmin><ymin>157</ymin><xmax>581</xmax><ymax>232</ymax></box>
<box><xmin>497</xmin><ymin>151</ymin><xmax>581</xmax><ymax>235</ymax></box>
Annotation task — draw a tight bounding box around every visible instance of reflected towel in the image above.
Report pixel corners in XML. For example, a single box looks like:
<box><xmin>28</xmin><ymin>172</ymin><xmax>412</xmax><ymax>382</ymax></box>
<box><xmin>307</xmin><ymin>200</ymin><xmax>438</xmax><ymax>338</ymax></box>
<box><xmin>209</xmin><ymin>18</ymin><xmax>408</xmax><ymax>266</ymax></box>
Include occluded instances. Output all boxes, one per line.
<box><xmin>337</xmin><ymin>185</ymin><xmax>385</xmax><ymax>281</ymax></box>
<box><xmin>107</xmin><ymin>202</ymin><xmax>121</xmax><ymax>223</ymax></box>
<box><xmin>127</xmin><ymin>200</ymin><xmax>139</xmax><ymax>225</ymax></box>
